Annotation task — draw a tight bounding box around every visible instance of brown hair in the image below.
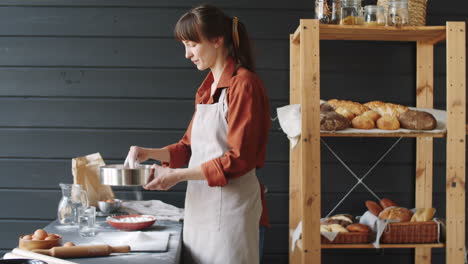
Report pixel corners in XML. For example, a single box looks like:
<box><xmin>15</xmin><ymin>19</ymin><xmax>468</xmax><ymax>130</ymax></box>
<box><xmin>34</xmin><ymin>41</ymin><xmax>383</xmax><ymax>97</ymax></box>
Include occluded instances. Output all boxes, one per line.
<box><xmin>174</xmin><ymin>4</ymin><xmax>255</xmax><ymax>72</ymax></box>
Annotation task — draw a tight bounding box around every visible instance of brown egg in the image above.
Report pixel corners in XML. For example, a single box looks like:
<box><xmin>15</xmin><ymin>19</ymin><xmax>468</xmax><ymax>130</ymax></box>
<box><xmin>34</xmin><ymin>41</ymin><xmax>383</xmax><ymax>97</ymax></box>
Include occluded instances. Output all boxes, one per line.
<box><xmin>32</xmin><ymin>229</ymin><xmax>48</xmax><ymax>240</ymax></box>
<box><xmin>46</xmin><ymin>233</ymin><xmax>60</xmax><ymax>240</ymax></box>
<box><xmin>22</xmin><ymin>234</ymin><xmax>33</xmax><ymax>240</ymax></box>
<box><xmin>63</xmin><ymin>242</ymin><xmax>75</xmax><ymax>247</ymax></box>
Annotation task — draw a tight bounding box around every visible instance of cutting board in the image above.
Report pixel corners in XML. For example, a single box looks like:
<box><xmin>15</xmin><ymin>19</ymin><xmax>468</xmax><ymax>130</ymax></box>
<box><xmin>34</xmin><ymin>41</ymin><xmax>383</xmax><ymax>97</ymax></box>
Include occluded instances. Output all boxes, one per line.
<box><xmin>80</xmin><ymin>231</ymin><xmax>170</xmax><ymax>252</ymax></box>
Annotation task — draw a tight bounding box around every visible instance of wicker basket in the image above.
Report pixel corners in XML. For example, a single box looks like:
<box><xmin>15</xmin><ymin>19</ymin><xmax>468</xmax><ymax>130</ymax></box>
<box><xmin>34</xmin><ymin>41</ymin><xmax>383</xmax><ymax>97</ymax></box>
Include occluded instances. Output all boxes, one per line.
<box><xmin>380</xmin><ymin>221</ymin><xmax>438</xmax><ymax>244</ymax></box>
<box><xmin>321</xmin><ymin>232</ymin><xmax>372</xmax><ymax>244</ymax></box>
<box><xmin>377</xmin><ymin>0</ymin><xmax>427</xmax><ymax>26</ymax></box>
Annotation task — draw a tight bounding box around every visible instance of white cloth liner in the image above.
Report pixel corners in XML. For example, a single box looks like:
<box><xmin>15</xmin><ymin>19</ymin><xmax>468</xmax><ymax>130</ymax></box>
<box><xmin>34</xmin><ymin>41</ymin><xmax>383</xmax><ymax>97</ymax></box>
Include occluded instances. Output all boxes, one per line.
<box><xmin>120</xmin><ymin>200</ymin><xmax>184</xmax><ymax>222</ymax></box>
<box><xmin>3</xmin><ymin>248</ymin><xmax>78</xmax><ymax>264</ymax></box>
<box><xmin>277</xmin><ymin>104</ymin><xmax>301</xmax><ymax>149</ymax></box>
<box><xmin>86</xmin><ymin>231</ymin><xmax>170</xmax><ymax>252</ymax></box>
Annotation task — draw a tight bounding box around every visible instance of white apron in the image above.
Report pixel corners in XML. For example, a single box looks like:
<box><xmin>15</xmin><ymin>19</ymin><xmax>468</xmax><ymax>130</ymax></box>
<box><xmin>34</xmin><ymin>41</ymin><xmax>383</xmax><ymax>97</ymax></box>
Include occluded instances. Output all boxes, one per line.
<box><xmin>183</xmin><ymin>88</ymin><xmax>262</xmax><ymax>264</ymax></box>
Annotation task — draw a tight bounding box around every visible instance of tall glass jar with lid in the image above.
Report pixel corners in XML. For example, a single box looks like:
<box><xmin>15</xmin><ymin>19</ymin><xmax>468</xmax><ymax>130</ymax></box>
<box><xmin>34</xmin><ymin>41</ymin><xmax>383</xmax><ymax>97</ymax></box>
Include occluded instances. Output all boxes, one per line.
<box><xmin>340</xmin><ymin>0</ymin><xmax>363</xmax><ymax>25</ymax></box>
<box><xmin>387</xmin><ymin>0</ymin><xmax>409</xmax><ymax>27</ymax></box>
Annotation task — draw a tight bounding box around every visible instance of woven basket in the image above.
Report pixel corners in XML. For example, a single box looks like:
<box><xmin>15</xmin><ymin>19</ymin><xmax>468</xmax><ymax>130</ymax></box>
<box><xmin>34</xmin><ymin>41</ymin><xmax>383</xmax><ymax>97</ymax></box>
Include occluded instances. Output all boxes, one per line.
<box><xmin>380</xmin><ymin>221</ymin><xmax>438</xmax><ymax>244</ymax></box>
<box><xmin>377</xmin><ymin>0</ymin><xmax>427</xmax><ymax>26</ymax></box>
<box><xmin>321</xmin><ymin>232</ymin><xmax>372</xmax><ymax>244</ymax></box>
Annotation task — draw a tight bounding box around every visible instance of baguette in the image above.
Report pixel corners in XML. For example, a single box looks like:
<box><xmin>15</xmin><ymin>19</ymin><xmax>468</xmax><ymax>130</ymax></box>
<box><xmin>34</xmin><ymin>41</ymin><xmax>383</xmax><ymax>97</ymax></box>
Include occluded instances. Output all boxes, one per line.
<box><xmin>364</xmin><ymin>101</ymin><xmax>409</xmax><ymax>118</ymax></box>
<box><xmin>327</xmin><ymin>99</ymin><xmax>370</xmax><ymax>116</ymax></box>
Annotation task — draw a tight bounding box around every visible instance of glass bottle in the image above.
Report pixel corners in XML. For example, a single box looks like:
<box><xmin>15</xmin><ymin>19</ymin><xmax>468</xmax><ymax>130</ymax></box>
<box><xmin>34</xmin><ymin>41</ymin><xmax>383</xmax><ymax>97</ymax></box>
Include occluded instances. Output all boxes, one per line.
<box><xmin>57</xmin><ymin>183</ymin><xmax>88</xmax><ymax>225</ymax></box>
<box><xmin>315</xmin><ymin>0</ymin><xmax>330</xmax><ymax>24</ymax></box>
<box><xmin>387</xmin><ymin>0</ymin><xmax>409</xmax><ymax>27</ymax></box>
<box><xmin>363</xmin><ymin>5</ymin><xmax>386</xmax><ymax>26</ymax></box>
<box><xmin>340</xmin><ymin>0</ymin><xmax>363</xmax><ymax>25</ymax></box>
<box><xmin>330</xmin><ymin>0</ymin><xmax>342</xmax><ymax>25</ymax></box>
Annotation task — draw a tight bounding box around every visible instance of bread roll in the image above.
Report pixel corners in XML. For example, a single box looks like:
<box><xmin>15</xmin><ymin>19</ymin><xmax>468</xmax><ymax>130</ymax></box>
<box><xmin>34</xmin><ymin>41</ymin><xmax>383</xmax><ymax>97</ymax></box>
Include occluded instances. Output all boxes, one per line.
<box><xmin>320</xmin><ymin>102</ymin><xmax>335</xmax><ymax>112</ymax></box>
<box><xmin>323</xmin><ymin>214</ymin><xmax>354</xmax><ymax>227</ymax></box>
<box><xmin>410</xmin><ymin>208</ymin><xmax>436</xmax><ymax>222</ymax></box>
<box><xmin>329</xmin><ymin>224</ymin><xmax>349</xmax><ymax>233</ymax></box>
<box><xmin>398</xmin><ymin>110</ymin><xmax>437</xmax><ymax>130</ymax></box>
<box><xmin>320</xmin><ymin>224</ymin><xmax>331</xmax><ymax>232</ymax></box>
<box><xmin>352</xmin><ymin>115</ymin><xmax>375</xmax><ymax>129</ymax></box>
<box><xmin>378</xmin><ymin>207</ymin><xmax>413</xmax><ymax>222</ymax></box>
<box><xmin>379</xmin><ymin>198</ymin><xmax>398</xmax><ymax>209</ymax></box>
<box><xmin>327</xmin><ymin>99</ymin><xmax>371</xmax><ymax>116</ymax></box>
<box><xmin>364</xmin><ymin>101</ymin><xmax>409</xmax><ymax>118</ymax></box>
<box><xmin>365</xmin><ymin>200</ymin><xmax>383</xmax><ymax>216</ymax></box>
<box><xmin>346</xmin><ymin>223</ymin><xmax>371</xmax><ymax>233</ymax></box>
<box><xmin>335</xmin><ymin>107</ymin><xmax>355</xmax><ymax>121</ymax></box>
<box><xmin>330</xmin><ymin>214</ymin><xmax>354</xmax><ymax>224</ymax></box>
<box><xmin>361</xmin><ymin>110</ymin><xmax>381</xmax><ymax>122</ymax></box>
<box><xmin>320</xmin><ymin>111</ymin><xmax>350</xmax><ymax>131</ymax></box>
<box><xmin>376</xmin><ymin>115</ymin><xmax>400</xmax><ymax>130</ymax></box>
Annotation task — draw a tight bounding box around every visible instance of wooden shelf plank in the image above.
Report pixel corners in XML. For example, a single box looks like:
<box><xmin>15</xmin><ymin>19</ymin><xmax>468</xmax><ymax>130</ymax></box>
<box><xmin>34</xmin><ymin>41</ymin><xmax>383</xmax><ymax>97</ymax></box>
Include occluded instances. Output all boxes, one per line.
<box><xmin>321</xmin><ymin>243</ymin><xmax>445</xmax><ymax>249</ymax></box>
<box><xmin>320</xmin><ymin>131</ymin><xmax>446</xmax><ymax>138</ymax></box>
<box><xmin>293</xmin><ymin>20</ymin><xmax>447</xmax><ymax>43</ymax></box>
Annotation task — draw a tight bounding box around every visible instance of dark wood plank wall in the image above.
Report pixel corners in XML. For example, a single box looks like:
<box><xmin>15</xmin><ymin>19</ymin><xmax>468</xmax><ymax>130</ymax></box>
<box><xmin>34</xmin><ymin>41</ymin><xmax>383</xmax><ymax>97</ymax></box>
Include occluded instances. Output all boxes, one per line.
<box><xmin>0</xmin><ymin>1</ymin><xmax>466</xmax><ymax>263</ymax></box>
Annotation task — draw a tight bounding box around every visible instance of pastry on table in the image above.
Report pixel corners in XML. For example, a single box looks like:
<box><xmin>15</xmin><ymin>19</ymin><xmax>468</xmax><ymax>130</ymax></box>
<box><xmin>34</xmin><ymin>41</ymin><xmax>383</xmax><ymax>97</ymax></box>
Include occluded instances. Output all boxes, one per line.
<box><xmin>360</xmin><ymin>110</ymin><xmax>381</xmax><ymax>122</ymax></box>
<box><xmin>320</xmin><ymin>111</ymin><xmax>350</xmax><ymax>131</ymax></box>
<box><xmin>335</xmin><ymin>107</ymin><xmax>356</xmax><ymax>121</ymax></box>
<box><xmin>378</xmin><ymin>207</ymin><xmax>413</xmax><ymax>222</ymax></box>
<box><xmin>346</xmin><ymin>223</ymin><xmax>371</xmax><ymax>233</ymax></box>
<box><xmin>352</xmin><ymin>115</ymin><xmax>375</xmax><ymax>129</ymax></box>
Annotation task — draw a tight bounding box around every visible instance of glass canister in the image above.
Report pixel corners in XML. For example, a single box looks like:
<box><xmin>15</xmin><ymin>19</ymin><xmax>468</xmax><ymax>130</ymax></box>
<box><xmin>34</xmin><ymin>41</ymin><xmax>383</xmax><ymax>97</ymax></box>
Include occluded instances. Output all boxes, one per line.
<box><xmin>363</xmin><ymin>5</ymin><xmax>386</xmax><ymax>26</ymax></box>
<box><xmin>340</xmin><ymin>0</ymin><xmax>363</xmax><ymax>25</ymax></box>
<box><xmin>387</xmin><ymin>0</ymin><xmax>409</xmax><ymax>27</ymax></box>
<box><xmin>315</xmin><ymin>0</ymin><xmax>331</xmax><ymax>24</ymax></box>
<box><xmin>330</xmin><ymin>0</ymin><xmax>342</xmax><ymax>24</ymax></box>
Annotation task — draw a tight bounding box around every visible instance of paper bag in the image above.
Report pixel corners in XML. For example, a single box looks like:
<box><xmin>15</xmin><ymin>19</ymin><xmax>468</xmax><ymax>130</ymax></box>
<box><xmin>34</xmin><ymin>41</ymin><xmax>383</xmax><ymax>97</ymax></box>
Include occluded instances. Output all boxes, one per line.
<box><xmin>72</xmin><ymin>153</ymin><xmax>114</xmax><ymax>207</ymax></box>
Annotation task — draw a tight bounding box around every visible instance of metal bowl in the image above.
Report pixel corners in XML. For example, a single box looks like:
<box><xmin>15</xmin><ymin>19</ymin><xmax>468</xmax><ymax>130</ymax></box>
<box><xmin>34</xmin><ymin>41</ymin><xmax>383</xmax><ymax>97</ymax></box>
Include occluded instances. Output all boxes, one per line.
<box><xmin>99</xmin><ymin>164</ymin><xmax>152</xmax><ymax>186</ymax></box>
<box><xmin>98</xmin><ymin>199</ymin><xmax>122</xmax><ymax>214</ymax></box>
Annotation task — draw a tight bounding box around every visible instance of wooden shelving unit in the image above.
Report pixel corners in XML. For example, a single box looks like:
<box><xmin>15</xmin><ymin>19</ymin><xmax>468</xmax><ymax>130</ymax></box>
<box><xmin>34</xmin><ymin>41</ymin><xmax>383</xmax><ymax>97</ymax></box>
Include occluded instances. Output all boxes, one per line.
<box><xmin>289</xmin><ymin>20</ymin><xmax>466</xmax><ymax>264</ymax></box>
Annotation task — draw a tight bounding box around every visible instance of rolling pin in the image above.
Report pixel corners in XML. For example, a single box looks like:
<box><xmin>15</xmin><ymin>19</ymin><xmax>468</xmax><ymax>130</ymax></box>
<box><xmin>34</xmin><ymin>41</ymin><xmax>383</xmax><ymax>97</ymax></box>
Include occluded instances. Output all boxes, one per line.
<box><xmin>33</xmin><ymin>244</ymin><xmax>130</xmax><ymax>258</ymax></box>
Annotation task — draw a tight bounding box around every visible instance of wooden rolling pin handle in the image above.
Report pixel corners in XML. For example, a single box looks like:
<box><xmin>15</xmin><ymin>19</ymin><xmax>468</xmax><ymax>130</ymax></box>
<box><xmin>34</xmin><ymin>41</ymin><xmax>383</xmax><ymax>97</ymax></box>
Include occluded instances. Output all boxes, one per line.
<box><xmin>33</xmin><ymin>245</ymin><xmax>131</xmax><ymax>258</ymax></box>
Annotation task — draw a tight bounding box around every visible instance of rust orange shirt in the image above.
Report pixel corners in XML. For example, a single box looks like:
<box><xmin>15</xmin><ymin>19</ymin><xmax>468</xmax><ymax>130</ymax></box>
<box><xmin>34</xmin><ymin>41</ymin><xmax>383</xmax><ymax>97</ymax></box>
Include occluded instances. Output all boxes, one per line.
<box><xmin>164</xmin><ymin>57</ymin><xmax>271</xmax><ymax>227</ymax></box>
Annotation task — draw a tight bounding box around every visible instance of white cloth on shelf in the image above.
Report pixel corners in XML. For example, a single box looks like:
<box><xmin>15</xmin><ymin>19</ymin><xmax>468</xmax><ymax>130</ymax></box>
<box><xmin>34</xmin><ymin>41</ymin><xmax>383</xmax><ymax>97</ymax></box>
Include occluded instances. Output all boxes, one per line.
<box><xmin>277</xmin><ymin>104</ymin><xmax>301</xmax><ymax>149</ymax></box>
<box><xmin>120</xmin><ymin>200</ymin><xmax>184</xmax><ymax>222</ymax></box>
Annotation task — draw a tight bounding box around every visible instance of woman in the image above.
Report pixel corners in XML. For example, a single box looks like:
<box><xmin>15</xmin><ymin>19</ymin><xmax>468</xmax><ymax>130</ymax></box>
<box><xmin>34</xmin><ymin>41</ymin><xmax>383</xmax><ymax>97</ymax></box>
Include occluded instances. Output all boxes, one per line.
<box><xmin>124</xmin><ymin>4</ymin><xmax>270</xmax><ymax>263</ymax></box>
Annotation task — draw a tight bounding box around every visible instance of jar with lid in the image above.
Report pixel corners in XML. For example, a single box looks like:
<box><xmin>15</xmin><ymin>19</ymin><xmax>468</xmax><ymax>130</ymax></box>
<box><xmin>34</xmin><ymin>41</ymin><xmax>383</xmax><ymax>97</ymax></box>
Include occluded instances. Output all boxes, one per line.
<box><xmin>330</xmin><ymin>0</ymin><xmax>342</xmax><ymax>24</ymax></box>
<box><xmin>315</xmin><ymin>0</ymin><xmax>331</xmax><ymax>24</ymax></box>
<box><xmin>387</xmin><ymin>0</ymin><xmax>409</xmax><ymax>27</ymax></box>
<box><xmin>363</xmin><ymin>5</ymin><xmax>386</xmax><ymax>26</ymax></box>
<box><xmin>340</xmin><ymin>0</ymin><xmax>363</xmax><ymax>25</ymax></box>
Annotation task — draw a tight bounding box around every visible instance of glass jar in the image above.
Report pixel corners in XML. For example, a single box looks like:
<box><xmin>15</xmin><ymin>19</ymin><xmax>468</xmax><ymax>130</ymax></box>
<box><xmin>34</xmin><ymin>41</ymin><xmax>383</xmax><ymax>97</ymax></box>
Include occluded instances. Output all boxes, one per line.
<box><xmin>340</xmin><ymin>0</ymin><xmax>363</xmax><ymax>25</ymax></box>
<box><xmin>57</xmin><ymin>183</ymin><xmax>88</xmax><ymax>225</ymax></box>
<box><xmin>387</xmin><ymin>0</ymin><xmax>409</xmax><ymax>27</ymax></box>
<box><xmin>363</xmin><ymin>5</ymin><xmax>386</xmax><ymax>26</ymax></box>
<box><xmin>315</xmin><ymin>0</ymin><xmax>330</xmax><ymax>24</ymax></box>
<box><xmin>330</xmin><ymin>0</ymin><xmax>342</xmax><ymax>24</ymax></box>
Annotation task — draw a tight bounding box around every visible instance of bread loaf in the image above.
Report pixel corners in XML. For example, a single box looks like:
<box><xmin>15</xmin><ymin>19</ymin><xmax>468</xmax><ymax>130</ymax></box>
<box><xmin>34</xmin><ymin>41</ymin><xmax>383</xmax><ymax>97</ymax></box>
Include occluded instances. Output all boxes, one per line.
<box><xmin>379</xmin><ymin>198</ymin><xmax>398</xmax><ymax>208</ymax></box>
<box><xmin>328</xmin><ymin>99</ymin><xmax>370</xmax><ymax>116</ymax></box>
<box><xmin>410</xmin><ymin>208</ymin><xmax>436</xmax><ymax>222</ymax></box>
<box><xmin>335</xmin><ymin>107</ymin><xmax>356</xmax><ymax>121</ymax></box>
<box><xmin>320</xmin><ymin>111</ymin><xmax>350</xmax><ymax>131</ymax></box>
<box><xmin>376</xmin><ymin>115</ymin><xmax>400</xmax><ymax>130</ymax></box>
<box><xmin>352</xmin><ymin>115</ymin><xmax>375</xmax><ymax>129</ymax></box>
<box><xmin>329</xmin><ymin>224</ymin><xmax>349</xmax><ymax>233</ymax></box>
<box><xmin>398</xmin><ymin>110</ymin><xmax>437</xmax><ymax>130</ymax></box>
<box><xmin>365</xmin><ymin>200</ymin><xmax>383</xmax><ymax>216</ymax></box>
<box><xmin>378</xmin><ymin>207</ymin><xmax>413</xmax><ymax>222</ymax></box>
<box><xmin>364</xmin><ymin>101</ymin><xmax>409</xmax><ymax>118</ymax></box>
<box><xmin>361</xmin><ymin>110</ymin><xmax>381</xmax><ymax>122</ymax></box>
<box><xmin>346</xmin><ymin>223</ymin><xmax>371</xmax><ymax>233</ymax></box>
<box><xmin>320</xmin><ymin>102</ymin><xmax>335</xmax><ymax>112</ymax></box>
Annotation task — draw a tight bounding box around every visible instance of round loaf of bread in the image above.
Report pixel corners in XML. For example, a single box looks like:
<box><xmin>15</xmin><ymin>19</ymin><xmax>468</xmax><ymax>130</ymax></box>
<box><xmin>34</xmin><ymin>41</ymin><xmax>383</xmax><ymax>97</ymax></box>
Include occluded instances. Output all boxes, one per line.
<box><xmin>320</xmin><ymin>111</ymin><xmax>350</xmax><ymax>131</ymax></box>
<box><xmin>398</xmin><ymin>110</ymin><xmax>437</xmax><ymax>130</ymax></box>
<box><xmin>376</xmin><ymin>115</ymin><xmax>400</xmax><ymax>130</ymax></box>
<box><xmin>378</xmin><ymin>207</ymin><xmax>413</xmax><ymax>222</ymax></box>
<box><xmin>346</xmin><ymin>223</ymin><xmax>371</xmax><ymax>233</ymax></box>
<box><xmin>320</xmin><ymin>102</ymin><xmax>335</xmax><ymax>112</ymax></box>
<box><xmin>352</xmin><ymin>115</ymin><xmax>375</xmax><ymax>129</ymax></box>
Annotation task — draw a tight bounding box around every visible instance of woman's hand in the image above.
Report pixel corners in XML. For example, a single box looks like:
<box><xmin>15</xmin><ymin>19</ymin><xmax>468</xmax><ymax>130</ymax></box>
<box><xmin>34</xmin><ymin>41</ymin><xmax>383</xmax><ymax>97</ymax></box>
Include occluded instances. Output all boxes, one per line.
<box><xmin>124</xmin><ymin>146</ymin><xmax>151</xmax><ymax>168</ymax></box>
<box><xmin>143</xmin><ymin>164</ymin><xmax>182</xmax><ymax>190</ymax></box>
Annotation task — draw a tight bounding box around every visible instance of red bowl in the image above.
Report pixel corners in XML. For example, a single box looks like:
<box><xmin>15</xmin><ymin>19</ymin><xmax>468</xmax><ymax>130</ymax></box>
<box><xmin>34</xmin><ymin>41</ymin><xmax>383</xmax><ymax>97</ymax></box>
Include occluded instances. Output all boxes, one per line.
<box><xmin>106</xmin><ymin>214</ymin><xmax>156</xmax><ymax>231</ymax></box>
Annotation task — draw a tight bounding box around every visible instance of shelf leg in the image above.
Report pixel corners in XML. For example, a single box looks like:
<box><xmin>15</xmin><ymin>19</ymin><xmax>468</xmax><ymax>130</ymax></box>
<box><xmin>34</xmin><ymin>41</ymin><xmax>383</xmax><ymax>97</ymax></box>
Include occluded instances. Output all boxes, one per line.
<box><xmin>446</xmin><ymin>21</ymin><xmax>466</xmax><ymax>264</ymax></box>
<box><xmin>415</xmin><ymin>41</ymin><xmax>434</xmax><ymax>264</ymax></box>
